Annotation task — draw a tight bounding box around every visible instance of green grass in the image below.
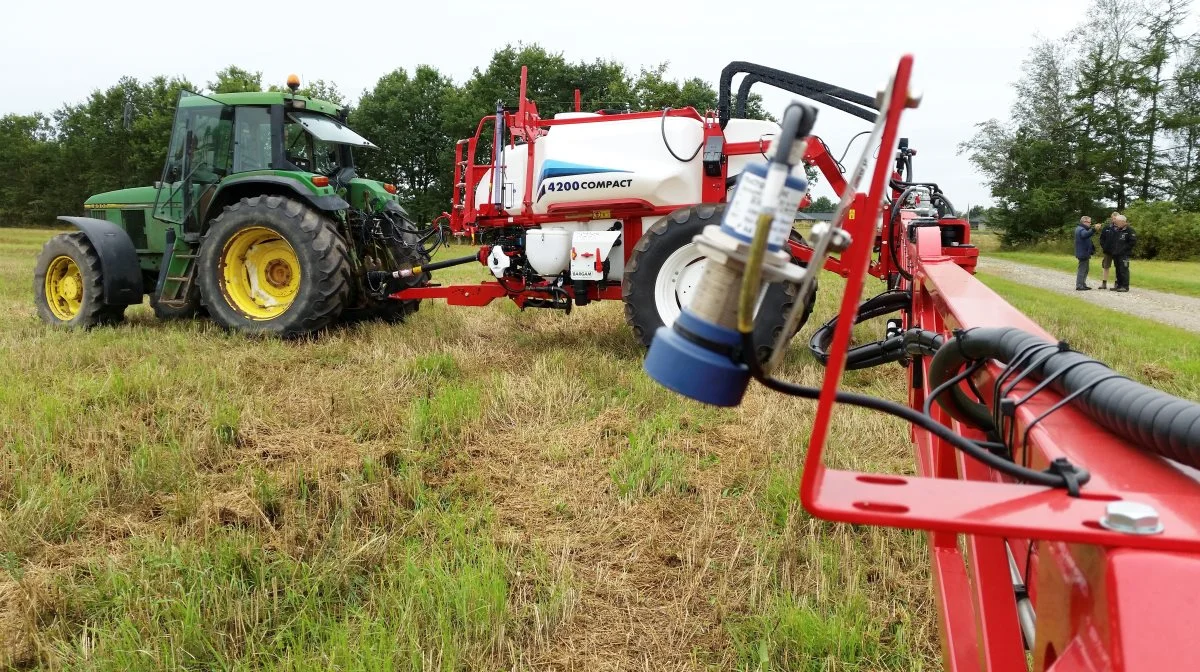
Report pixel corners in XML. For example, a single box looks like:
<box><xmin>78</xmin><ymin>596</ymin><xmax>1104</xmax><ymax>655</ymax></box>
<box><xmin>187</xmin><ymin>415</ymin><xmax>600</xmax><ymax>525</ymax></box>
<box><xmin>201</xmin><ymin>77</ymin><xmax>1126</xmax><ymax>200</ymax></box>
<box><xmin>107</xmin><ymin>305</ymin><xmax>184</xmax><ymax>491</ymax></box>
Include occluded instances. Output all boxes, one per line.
<box><xmin>976</xmin><ymin>273</ymin><xmax>1200</xmax><ymax>397</ymax></box>
<box><xmin>0</xmin><ymin>227</ymin><xmax>943</xmax><ymax>670</ymax></box>
<box><xmin>609</xmin><ymin>412</ymin><xmax>694</xmax><ymax>499</ymax></box>
<box><xmin>5</xmin><ymin>224</ymin><xmax>1199</xmax><ymax>670</ymax></box>
<box><xmin>990</xmin><ymin>250</ymin><xmax>1200</xmax><ymax>298</ymax></box>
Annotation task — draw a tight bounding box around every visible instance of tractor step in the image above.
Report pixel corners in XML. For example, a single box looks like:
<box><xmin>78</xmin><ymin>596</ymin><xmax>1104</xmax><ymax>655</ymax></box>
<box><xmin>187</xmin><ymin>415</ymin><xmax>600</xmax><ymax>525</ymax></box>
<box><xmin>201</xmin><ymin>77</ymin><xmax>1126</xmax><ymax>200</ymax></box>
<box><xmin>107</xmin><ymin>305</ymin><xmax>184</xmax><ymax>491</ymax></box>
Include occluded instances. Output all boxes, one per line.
<box><xmin>156</xmin><ymin>297</ymin><xmax>191</xmax><ymax>308</ymax></box>
<box><xmin>154</xmin><ymin>227</ymin><xmax>199</xmax><ymax>308</ymax></box>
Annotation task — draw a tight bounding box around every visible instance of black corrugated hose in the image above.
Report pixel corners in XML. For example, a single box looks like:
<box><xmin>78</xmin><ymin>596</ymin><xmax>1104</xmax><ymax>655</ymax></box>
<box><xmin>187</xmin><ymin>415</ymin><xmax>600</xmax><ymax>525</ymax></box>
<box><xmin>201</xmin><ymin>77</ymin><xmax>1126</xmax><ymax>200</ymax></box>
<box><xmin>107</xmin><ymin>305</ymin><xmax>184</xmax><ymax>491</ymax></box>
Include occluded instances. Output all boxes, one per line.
<box><xmin>809</xmin><ymin>290</ymin><xmax>945</xmax><ymax>370</ymax></box>
<box><xmin>929</xmin><ymin>327</ymin><xmax>1200</xmax><ymax>469</ymax></box>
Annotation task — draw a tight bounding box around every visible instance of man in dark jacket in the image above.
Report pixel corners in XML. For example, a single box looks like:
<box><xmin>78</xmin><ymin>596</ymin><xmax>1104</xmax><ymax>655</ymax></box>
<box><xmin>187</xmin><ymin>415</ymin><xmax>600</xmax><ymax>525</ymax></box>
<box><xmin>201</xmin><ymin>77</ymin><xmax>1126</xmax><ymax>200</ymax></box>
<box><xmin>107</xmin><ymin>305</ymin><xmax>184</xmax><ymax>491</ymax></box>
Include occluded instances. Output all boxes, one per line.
<box><xmin>1074</xmin><ymin>215</ymin><xmax>1098</xmax><ymax>290</ymax></box>
<box><xmin>1097</xmin><ymin>211</ymin><xmax>1118</xmax><ymax>289</ymax></box>
<box><xmin>1109</xmin><ymin>214</ymin><xmax>1136</xmax><ymax>292</ymax></box>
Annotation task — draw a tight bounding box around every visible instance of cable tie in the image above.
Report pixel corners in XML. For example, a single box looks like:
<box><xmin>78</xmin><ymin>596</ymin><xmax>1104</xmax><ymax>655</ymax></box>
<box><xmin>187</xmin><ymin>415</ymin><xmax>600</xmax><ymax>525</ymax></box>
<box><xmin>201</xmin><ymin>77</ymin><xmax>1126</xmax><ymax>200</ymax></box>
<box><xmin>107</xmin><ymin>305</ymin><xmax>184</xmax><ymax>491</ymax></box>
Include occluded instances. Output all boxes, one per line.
<box><xmin>1046</xmin><ymin>457</ymin><xmax>1082</xmax><ymax>497</ymax></box>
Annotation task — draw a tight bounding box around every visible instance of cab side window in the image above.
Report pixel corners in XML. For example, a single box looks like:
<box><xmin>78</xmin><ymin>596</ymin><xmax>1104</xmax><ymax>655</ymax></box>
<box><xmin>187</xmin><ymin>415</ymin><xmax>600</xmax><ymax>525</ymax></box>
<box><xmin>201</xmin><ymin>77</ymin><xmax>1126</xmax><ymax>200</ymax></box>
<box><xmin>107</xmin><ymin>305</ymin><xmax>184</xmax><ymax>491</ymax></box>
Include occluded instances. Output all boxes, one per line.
<box><xmin>233</xmin><ymin>107</ymin><xmax>272</xmax><ymax>173</ymax></box>
<box><xmin>191</xmin><ymin>107</ymin><xmax>233</xmax><ymax>182</ymax></box>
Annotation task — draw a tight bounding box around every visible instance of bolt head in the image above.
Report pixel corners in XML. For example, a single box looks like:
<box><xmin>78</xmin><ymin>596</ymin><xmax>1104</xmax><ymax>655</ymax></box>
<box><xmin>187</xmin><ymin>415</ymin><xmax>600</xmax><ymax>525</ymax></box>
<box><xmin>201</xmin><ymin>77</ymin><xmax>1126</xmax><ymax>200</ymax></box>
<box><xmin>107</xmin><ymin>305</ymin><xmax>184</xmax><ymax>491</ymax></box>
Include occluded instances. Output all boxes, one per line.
<box><xmin>1100</xmin><ymin>501</ymin><xmax>1164</xmax><ymax>535</ymax></box>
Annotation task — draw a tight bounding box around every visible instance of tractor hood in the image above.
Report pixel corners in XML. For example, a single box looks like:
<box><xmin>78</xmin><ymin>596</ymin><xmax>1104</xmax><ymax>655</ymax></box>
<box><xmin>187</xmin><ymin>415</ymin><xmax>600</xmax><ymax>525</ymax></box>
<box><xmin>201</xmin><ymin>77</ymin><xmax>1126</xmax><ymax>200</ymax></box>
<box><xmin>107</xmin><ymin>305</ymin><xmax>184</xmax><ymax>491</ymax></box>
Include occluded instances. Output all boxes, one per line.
<box><xmin>84</xmin><ymin>185</ymin><xmax>160</xmax><ymax>209</ymax></box>
<box><xmin>344</xmin><ymin>177</ymin><xmax>409</xmax><ymax>217</ymax></box>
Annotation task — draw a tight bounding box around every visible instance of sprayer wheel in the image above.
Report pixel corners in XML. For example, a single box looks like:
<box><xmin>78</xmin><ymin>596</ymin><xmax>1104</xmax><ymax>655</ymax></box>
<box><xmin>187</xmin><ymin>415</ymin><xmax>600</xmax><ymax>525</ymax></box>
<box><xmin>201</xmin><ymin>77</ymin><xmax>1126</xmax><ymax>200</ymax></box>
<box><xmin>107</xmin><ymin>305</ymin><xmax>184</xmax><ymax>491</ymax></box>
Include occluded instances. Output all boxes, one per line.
<box><xmin>622</xmin><ymin>204</ymin><xmax>814</xmax><ymax>361</ymax></box>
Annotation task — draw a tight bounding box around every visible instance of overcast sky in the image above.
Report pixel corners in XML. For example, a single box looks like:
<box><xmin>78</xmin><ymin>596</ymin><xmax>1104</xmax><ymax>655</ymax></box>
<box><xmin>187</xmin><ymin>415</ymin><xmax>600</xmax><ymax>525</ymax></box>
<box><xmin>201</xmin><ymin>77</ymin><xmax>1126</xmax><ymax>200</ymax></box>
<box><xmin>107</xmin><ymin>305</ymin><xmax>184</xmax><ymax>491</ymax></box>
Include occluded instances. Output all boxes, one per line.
<box><xmin>5</xmin><ymin>0</ymin><xmax>1198</xmax><ymax>207</ymax></box>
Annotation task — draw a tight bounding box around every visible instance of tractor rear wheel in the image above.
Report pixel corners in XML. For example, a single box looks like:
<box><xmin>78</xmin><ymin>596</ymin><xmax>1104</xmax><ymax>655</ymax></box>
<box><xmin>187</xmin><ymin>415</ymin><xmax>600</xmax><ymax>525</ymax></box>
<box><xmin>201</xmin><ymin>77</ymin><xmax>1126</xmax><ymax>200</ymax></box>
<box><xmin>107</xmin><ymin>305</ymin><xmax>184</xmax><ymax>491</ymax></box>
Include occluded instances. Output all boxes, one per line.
<box><xmin>33</xmin><ymin>232</ymin><xmax>126</xmax><ymax>328</ymax></box>
<box><xmin>197</xmin><ymin>195</ymin><xmax>350</xmax><ymax>337</ymax></box>
<box><xmin>622</xmin><ymin>204</ymin><xmax>813</xmax><ymax>362</ymax></box>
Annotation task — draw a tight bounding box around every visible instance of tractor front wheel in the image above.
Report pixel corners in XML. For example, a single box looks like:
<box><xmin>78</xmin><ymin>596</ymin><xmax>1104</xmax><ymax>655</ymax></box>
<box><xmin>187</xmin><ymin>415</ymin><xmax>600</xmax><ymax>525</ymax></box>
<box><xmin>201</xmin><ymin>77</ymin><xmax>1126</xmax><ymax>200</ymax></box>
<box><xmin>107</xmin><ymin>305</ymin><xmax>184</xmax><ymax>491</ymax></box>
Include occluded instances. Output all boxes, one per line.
<box><xmin>197</xmin><ymin>195</ymin><xmax>350</xmax><ymax>337</ymax></box>
<box><xmin>33</xmin><ymin>232</ymin><xmax>126</xmax><ymax>328</ymax></box>
<box><xmin>622</xmin><ymin>204</ymin><xmax>813</xmax><ymax>362</ymax></box>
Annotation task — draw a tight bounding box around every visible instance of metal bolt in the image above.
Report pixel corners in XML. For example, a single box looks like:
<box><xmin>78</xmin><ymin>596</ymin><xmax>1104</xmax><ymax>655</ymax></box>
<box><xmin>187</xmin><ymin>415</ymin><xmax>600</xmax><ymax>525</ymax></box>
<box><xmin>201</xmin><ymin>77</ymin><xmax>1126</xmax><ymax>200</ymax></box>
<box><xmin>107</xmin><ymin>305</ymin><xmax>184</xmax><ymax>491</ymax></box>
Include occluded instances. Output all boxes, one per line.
<box><xmin>810</xmin><ymin>223</ymin><xmax>852</xmax><ymax>253</ymax></box>
<box><xmin>1099</xmin><ymin>501</ymin><xmax>1164</xmax><ymax>535</ymax></box>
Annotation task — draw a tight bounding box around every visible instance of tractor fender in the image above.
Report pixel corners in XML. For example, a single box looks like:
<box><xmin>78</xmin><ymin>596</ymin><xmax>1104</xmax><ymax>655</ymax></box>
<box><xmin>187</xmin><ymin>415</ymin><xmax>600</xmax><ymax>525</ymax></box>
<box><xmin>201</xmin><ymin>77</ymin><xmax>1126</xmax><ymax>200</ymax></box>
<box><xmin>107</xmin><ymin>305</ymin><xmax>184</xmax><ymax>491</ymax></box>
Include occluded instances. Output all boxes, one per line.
<box><xmin>209</xmin><ymin>175</ymin><xmax>350</xmax><ymax>218</ymax></box>
<box><xmin>56</xmin><ymin>216</ymin><xmax>144</xmax><ymax>305</ymax></box>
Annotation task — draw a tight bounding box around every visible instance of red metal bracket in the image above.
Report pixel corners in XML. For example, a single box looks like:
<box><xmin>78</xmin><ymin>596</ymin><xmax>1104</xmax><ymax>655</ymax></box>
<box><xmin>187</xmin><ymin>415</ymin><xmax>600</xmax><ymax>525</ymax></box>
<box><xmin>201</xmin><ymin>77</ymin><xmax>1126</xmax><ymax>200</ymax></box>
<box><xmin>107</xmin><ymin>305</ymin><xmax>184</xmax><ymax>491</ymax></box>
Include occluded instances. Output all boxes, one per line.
<box><xmin>794</xmin><ymin>54</ymin><xmax>1200</xmax><ymax>670</ymax></box>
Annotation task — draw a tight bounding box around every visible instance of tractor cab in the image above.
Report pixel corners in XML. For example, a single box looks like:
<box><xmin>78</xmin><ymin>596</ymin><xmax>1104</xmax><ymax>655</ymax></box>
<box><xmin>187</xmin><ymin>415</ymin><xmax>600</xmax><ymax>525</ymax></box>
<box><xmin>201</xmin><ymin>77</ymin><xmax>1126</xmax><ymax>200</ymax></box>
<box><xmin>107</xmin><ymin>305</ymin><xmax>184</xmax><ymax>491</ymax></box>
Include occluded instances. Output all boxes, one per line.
<box><xmin>153</xmin><ymin>89</ymin><xmax>377</xmax><ymax>235</ymax></box>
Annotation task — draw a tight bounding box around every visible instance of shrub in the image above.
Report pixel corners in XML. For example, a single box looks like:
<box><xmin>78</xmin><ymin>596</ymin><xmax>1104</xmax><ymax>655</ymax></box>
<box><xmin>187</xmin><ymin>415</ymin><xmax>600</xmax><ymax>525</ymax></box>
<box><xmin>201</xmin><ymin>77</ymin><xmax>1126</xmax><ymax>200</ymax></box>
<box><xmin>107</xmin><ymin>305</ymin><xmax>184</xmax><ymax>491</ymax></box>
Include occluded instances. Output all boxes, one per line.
<box><xmin>1124</xmin><ymin>201</ymin><xmax>1200</xmax><ymax>260</ymax></box>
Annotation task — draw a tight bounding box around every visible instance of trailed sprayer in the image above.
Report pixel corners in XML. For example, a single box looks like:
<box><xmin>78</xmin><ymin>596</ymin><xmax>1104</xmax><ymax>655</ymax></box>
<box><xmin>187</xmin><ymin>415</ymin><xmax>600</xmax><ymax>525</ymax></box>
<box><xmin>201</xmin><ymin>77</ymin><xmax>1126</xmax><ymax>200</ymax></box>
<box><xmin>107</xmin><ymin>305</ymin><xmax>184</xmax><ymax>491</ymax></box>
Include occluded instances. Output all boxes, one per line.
<box><xmin>383</xmin><ymin>63</ymin><xmax>908</xmax><ymax>357</ymax></box>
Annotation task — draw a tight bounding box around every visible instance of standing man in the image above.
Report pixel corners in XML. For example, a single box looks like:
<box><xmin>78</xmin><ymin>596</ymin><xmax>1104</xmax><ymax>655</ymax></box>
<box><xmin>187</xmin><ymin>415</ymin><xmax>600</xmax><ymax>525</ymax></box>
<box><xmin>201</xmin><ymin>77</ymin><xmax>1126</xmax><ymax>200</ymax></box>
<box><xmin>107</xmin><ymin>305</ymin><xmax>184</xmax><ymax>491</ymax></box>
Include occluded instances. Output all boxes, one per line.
<box><xmin>1074</xmin><ymin>215</ymin><xmax>1098</xmax><ymax>290</ymax></box>
<box><xmin>1098</xmin><ymin>211</ymin><xmax>1118</xmax><ymax>289</ymax></box>
<box><xmin>1110</xmin><ymin>214</ymin><xmax>1136</xmax><ymax>292</ymax></box>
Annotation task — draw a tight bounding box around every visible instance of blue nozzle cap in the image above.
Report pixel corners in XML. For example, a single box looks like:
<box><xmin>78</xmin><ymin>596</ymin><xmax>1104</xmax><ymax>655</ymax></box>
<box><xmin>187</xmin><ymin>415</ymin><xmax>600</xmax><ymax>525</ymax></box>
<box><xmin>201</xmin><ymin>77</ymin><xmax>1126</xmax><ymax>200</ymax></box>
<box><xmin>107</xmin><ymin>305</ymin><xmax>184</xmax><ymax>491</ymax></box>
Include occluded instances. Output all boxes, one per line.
<box><xmin>643</xmin><ymin>310</ymin><xmax>750</xmax><ymax>407</ymax></box>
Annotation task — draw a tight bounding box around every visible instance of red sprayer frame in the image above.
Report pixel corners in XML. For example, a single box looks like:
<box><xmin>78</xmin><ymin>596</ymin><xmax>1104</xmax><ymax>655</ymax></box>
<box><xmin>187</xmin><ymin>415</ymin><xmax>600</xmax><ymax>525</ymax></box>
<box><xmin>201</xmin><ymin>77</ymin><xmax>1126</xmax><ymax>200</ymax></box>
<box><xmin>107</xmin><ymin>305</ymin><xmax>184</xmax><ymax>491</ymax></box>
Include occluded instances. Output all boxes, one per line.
<box><xmin>805</xmin><ymin>55</ymin><xmax>1200</xmax><ymax>671</ymax></box>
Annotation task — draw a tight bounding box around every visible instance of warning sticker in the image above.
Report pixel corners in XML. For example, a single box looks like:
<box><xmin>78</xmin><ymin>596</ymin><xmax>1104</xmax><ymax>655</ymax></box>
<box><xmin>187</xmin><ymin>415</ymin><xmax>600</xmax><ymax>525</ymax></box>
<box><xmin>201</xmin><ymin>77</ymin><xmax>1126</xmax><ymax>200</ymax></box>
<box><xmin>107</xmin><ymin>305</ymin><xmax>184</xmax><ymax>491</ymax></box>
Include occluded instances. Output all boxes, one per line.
<box><xmin>722</xmin><ymin>170</ymin><xmax>804</xmax><ymax>249</ymax></box>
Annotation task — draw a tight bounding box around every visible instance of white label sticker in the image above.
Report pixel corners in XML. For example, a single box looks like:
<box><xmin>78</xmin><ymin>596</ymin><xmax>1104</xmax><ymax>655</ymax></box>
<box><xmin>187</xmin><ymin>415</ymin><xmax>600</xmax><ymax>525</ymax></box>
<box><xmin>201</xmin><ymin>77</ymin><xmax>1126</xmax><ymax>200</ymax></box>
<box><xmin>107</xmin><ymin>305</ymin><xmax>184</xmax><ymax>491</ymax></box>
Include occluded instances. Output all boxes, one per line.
<box><xmin>723</xmin><ymin>170</ymin><xmax>804</xmax><ymax>249</ymax></box>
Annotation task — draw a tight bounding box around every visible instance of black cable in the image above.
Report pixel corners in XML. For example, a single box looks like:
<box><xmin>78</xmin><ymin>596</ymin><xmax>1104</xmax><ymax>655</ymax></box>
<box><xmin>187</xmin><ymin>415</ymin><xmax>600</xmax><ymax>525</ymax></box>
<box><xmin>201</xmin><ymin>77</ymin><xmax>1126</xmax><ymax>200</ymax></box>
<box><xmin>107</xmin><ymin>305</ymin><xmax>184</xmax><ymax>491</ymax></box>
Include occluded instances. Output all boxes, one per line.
<box><xmin>924</xmin><ymin>360</ymin><xmax>986</xmax><ymax>419</ymax></box>
<box><xmin>740</xmin><ymin>331</ymin><xmax>1090</xmax><ymax>490</ymax></box>
<box><xmin>929</xmin><ymin>326</ymin><xmax>1200</xmax><ymax>468</ymax></box>
<box><xmin>1019</xmin><ymin>372</ymin><xmax>1129</xmax><ymax>470</ymax></box>
<box><xmin>660</xmin><ymin>108</ymin><xmax>704</xmax><ymax>162</ymax></box>
<box><xmin>991</xmin><ymin>341</ymin><xmax>1061</xmax><ymax>434</ymax></box>
<box><xmin>814</xmin><ymin>136</ymin><xmax>844</xmax><ymax>174</ymax></box>
<box><xmin>837</xmin><ymin>130</ymin><xmax>872</xmax><ymax>166</ymax></box>
<box><xmin>931</xmin><ymin>192</ymin><xmax>957</xmax><ymax>219</ymax></box>
<box><xmin>809</xmin><ymin>290</ymin><xmax>913</xmax><ymax>368</ymax></box>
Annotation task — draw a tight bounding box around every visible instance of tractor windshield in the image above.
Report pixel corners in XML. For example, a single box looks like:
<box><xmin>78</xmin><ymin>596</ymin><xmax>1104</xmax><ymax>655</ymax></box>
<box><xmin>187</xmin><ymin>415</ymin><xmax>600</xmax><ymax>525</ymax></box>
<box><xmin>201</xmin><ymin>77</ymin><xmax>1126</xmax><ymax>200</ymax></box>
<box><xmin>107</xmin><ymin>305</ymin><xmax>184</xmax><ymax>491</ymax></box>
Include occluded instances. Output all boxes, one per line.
<box><xmin>283</xmin><ymin>112</ymin><xmax>376</xmax><ymax>177</ymax></box>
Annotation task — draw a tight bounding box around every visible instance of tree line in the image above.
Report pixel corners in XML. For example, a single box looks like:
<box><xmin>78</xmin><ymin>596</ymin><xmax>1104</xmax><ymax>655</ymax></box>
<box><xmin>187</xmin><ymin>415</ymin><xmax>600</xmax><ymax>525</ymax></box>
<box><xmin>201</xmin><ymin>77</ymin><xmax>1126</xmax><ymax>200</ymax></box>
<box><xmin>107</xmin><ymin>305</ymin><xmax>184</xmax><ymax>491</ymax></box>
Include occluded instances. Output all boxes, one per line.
<box><xmin>963</xmin><ymin>0</ymin><xmax>1200</xmax><ymax>257</ymax></box>
<box><xmin>0</xmin><ymin>44</ymin><xmax>770</xmax><ymax>228</ymax></box>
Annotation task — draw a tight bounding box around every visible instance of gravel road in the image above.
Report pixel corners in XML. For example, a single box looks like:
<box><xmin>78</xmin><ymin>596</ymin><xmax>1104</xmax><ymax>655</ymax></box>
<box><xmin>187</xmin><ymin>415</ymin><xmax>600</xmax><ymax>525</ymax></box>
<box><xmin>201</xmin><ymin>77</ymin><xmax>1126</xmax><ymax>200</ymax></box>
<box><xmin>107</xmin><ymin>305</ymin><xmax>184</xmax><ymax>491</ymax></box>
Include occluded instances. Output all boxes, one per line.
<box><xmin>975</xmin><ymin>256</ymin><xmax>1200</xmax><ymax>334</ymax></box>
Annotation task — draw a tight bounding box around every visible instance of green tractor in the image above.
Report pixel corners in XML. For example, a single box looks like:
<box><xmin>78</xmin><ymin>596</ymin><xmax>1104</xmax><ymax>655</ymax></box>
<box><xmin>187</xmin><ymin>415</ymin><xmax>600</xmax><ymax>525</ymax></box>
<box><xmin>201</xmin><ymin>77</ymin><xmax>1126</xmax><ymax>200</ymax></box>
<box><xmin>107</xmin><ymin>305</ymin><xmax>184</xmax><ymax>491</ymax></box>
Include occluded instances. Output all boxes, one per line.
<box><xmin>33</xmin><ymin>80</ymin><xmax>434</xmax><ymax>337</ymax></box>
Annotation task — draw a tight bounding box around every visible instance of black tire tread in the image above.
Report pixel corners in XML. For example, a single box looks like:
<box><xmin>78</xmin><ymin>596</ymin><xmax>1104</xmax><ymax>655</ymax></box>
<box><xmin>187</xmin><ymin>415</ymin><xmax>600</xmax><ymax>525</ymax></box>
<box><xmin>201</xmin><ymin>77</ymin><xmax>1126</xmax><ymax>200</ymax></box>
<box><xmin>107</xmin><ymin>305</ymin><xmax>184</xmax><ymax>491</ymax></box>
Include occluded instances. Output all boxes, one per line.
<box><xmin>622</xmin><ymin>205</ymin><xmax>723</xmax><ymax>345</ymax></box>
<box><xmin>198</xmin><ymin>195</ymin><xmax>350</xmax><ymax>337</ymax></box>
<box><xmin>33</xmin><ymin>232</ymin><xmax>125</xmax><ymax>328</ymax></box>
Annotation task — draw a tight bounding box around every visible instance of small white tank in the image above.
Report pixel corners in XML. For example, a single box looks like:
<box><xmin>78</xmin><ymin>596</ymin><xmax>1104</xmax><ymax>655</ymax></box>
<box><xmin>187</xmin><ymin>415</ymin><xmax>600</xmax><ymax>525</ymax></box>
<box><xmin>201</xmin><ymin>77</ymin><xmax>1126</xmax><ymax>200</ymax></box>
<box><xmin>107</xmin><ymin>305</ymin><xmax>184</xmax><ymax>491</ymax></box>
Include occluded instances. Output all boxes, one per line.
<box><xmin>524</xmin><ymin>219</ymin><xmax>627</xmax><ymax>281</ymax></box>
<box><xmin>525</xmin><ymin>228</ymin><xmax>572</xmax><ymax>276</ymax></box>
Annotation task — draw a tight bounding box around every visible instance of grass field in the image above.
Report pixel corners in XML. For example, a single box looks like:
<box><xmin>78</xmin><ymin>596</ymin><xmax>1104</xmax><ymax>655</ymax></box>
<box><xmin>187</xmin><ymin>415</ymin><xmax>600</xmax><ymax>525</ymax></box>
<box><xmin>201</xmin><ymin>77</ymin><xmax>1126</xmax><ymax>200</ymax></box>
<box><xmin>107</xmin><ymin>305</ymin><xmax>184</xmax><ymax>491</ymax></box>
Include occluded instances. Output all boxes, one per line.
<box><xmin>0</xmin><ymin>229</ymin><xmax>936</xmax><ymax>670</ymax></box>
<box><xmin>976</xmin><ymin>273</ymin><xmax>1200</xmax><ymax>397</ymax></box>
<box><xmin>2</xmin><ymin>227</ymin><xmax>1198</xmax><ymax>670</ymax></box>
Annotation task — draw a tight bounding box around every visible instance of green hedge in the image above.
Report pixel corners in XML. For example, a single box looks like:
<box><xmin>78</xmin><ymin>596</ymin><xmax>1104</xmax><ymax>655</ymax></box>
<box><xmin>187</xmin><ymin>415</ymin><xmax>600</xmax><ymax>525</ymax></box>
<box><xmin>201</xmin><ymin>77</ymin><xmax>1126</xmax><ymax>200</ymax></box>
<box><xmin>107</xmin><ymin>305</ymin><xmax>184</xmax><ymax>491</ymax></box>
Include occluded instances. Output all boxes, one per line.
<box><xmin>1000</xmin><ymin>202</ymin><xmax>1200</xmax><ymax>261</ymax></box>
<box><xmin>1123</xmin><ymin>201</ymin><xmax>1200</xmax><ymax>260</ymax></box>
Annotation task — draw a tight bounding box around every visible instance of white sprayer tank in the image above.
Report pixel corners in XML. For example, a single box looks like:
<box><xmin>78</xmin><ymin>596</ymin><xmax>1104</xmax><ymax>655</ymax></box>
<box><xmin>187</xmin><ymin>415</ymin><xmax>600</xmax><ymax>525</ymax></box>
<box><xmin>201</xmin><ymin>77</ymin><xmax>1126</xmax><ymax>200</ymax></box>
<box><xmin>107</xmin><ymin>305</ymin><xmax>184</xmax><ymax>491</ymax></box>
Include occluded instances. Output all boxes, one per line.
<box><xmin>474</xmin><ymin>112</ymin><xmax>782</xmax><ymax>279</ymax></box>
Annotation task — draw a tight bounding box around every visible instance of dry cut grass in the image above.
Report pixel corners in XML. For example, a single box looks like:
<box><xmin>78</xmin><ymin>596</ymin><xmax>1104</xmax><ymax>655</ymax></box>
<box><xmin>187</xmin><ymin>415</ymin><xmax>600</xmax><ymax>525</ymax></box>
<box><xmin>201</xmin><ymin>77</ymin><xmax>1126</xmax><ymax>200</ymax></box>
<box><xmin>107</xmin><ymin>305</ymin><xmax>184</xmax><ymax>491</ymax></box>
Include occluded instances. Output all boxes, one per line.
<box><xmin>1</xmin><ymin>228</ymin><xmax>937</xmax><ymax>670</ymax></box>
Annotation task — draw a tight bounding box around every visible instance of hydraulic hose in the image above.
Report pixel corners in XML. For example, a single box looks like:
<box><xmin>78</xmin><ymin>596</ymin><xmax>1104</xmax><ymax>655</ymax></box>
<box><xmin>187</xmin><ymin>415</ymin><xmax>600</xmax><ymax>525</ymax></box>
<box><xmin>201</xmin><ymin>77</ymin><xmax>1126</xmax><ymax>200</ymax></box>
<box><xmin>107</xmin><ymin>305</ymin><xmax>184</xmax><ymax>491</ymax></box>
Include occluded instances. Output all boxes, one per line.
<box><xmin>929</xmin><ymin>327</ymin><xmax>1200</xmax><ymax>469</ymax></box>
<box><xmin>809</xmin><ymin>290</ymin><xmax>940</xmax><ymax>370</ymax></box>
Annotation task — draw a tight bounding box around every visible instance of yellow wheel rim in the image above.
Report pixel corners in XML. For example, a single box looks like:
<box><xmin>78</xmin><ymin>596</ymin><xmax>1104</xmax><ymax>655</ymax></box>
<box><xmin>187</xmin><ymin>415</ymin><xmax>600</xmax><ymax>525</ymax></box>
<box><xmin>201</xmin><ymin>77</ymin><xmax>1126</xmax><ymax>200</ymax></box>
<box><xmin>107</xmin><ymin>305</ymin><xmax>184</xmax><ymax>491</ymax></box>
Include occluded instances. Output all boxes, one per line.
<box><xmin>220</xmin><ymin>227</ymin><xmax>301</xmax><ymax>320</ymax></box>
<box><xmin>45</xmin><ymin>255</ymin><xmax>84</xmax><ymax>320</ymax></box>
